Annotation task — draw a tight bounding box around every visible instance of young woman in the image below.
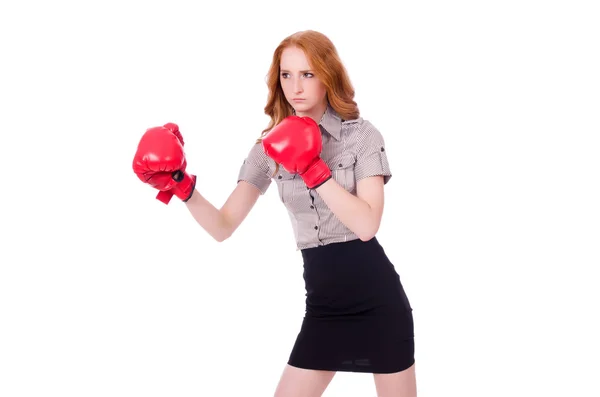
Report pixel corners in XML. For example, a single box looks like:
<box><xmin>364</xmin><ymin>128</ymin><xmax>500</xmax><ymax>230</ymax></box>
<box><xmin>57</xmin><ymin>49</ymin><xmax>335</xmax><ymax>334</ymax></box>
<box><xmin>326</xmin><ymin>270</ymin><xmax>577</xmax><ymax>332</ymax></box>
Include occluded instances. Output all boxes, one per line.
<box><xmin>133</xmin><ymin>30</ymin><xmax>417</xmax><ymax>397</ymax></box>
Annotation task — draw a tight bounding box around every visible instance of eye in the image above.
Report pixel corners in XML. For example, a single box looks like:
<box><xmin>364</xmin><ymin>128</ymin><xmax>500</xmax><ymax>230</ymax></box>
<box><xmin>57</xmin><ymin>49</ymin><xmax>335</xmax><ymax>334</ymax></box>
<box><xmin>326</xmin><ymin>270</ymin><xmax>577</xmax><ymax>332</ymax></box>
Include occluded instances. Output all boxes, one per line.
<box><xmin>280</xmin><ymin>72</ymin><xmax>290</xmax><ymax>79</ymax></box>
<box><xmin>303</xmin><ymin>73</ymin><xmax>314</xmax><ymax>78</ymax></box>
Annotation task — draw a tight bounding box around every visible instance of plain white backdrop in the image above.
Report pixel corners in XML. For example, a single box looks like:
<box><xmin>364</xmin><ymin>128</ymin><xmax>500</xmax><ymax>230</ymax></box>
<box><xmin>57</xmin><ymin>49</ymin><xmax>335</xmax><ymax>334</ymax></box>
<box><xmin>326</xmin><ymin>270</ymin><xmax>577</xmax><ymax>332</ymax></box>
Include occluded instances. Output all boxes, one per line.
<box><xmin>1</xmin><ymin>0</ymin><xmax>599</xmax><ymax>396</ymax></box>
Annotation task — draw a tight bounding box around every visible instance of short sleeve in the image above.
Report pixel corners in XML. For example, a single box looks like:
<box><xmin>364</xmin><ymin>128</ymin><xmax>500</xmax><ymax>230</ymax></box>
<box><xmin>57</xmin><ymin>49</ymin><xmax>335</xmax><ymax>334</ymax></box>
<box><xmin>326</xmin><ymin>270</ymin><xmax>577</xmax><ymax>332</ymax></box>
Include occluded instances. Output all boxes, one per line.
<box><xmin>354</xmin><ymin>121</ymin><xmax>392</xmax><ymax>184</ymax></box>
<box><xmin>237</xmin><ymin>142</ymin><xmax>273</xmax><ymax>194</ymax></box>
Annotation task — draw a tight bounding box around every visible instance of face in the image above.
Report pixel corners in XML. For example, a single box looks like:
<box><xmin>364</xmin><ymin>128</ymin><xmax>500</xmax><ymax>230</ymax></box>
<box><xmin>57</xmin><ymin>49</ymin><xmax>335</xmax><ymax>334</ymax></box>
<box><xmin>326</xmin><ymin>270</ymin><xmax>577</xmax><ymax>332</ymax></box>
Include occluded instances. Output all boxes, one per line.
<box><xmin>279</xmin><ymin>46</ymin><xmax>328</xmax><ymax>119</ymax></box>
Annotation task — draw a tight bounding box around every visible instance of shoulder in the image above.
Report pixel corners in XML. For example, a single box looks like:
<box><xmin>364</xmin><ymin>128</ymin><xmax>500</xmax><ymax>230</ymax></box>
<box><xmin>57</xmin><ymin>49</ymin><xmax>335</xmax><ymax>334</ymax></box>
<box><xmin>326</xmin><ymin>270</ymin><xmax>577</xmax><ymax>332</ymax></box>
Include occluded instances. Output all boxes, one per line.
<box><xmin>342</xmin><ymin>116</ymin><xmax>381</xmax><ymax>134</ymax></box>
<box><xmin>242</xmin><ymin>141</ymin><xmax>275</xmax><ymax>173</ymax></box>
<box><xmin>245</xmin><ymin>140</ymin><xmax>268</xmax><ymax>160</ymax></box>
<box><xmin>345</xmin><ymin>117</ymin><xmax>392</xmax><ymax>183</ymax></box>
<box><xmin>342</xmin><ymin>117</ymin><xmax>385</xmax><ymax>149</ymax></box>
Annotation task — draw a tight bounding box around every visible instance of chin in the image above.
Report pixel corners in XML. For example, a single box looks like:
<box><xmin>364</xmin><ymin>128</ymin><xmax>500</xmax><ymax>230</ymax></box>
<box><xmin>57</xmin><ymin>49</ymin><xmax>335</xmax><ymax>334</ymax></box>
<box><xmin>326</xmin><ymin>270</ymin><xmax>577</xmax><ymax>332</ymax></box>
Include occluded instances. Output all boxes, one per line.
<box><xmin>293</xmin><ymin>104</ymin><xmax>314</xmax><ymax>114</ymax></box>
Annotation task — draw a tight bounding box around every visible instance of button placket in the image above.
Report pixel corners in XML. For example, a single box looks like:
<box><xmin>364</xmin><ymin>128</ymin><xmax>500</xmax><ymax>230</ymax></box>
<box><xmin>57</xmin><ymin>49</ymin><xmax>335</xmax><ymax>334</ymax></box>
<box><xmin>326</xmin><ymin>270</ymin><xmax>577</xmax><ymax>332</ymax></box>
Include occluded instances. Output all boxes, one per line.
<box><xmin>310</xmin><ymin>193</ymin><xmax>320</xmax><ymax>234</ymax></box>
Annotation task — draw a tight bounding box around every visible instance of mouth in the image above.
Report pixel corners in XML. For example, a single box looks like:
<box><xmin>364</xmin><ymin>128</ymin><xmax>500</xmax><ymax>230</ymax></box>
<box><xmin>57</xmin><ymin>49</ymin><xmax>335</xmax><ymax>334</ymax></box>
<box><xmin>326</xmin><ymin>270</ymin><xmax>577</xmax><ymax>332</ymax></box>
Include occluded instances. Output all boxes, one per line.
<box><xmin>292</xmin><ymin>98</ymin><xmax>305</xmax><ymax>101</ymax></box>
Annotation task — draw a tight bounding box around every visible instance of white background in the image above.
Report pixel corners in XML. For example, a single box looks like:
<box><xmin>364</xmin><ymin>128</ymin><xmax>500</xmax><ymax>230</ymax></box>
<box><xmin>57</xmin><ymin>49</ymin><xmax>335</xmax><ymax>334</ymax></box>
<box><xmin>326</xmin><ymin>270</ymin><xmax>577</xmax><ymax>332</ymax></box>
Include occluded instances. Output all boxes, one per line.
<box><xmin>1</xmin><ymin>0</ymin><xmax>599</xmax><ymax>396</ymax></box>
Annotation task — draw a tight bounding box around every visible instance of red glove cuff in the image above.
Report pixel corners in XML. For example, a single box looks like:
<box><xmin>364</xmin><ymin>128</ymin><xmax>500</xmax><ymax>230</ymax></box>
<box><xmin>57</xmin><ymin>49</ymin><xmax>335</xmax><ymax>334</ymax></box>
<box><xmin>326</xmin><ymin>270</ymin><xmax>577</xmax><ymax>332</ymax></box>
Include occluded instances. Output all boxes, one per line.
<box><xmin>156</xmin><ymin>171</ymin><xmax>196</xmax><ymax>204</ymax></box>
<box><xmin>300</xmin><ymin>159</ymin><xmax>331</xmax><ymax>189</ymax></box>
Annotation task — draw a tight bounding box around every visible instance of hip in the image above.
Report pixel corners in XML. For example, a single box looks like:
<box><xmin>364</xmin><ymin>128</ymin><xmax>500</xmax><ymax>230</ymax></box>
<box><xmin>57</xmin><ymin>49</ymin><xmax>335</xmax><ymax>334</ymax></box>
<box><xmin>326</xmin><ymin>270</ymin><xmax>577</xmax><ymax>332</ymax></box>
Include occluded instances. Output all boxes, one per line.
<box><xmin>300</xmin><ymin>237</ymin><xmax>412</xmax><ymax>313</ymax></box>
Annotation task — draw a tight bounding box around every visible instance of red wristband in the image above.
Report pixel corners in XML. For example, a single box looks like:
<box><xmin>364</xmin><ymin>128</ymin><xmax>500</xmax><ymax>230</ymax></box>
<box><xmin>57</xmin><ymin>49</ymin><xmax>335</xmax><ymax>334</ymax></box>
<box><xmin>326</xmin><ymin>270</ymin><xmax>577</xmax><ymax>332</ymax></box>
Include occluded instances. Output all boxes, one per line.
<box><xmin>300</xmin><ymin>158</ymin><xmax>332</xmax><ymax>189</ymax></box>
<box><xmin>155</xmin><ymin>171</ymin><xmax>196</xmax><ymax>204</ymax></box>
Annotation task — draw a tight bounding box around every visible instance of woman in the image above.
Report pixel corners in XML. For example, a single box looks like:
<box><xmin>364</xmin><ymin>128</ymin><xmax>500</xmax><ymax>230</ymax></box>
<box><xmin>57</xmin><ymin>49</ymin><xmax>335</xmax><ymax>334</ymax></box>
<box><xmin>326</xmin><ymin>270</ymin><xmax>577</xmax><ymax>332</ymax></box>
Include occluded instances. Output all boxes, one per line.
<box><xmin>133</xmin><ymin>30</ymin><xmax>417</xmax><ymax>397</ymax></box>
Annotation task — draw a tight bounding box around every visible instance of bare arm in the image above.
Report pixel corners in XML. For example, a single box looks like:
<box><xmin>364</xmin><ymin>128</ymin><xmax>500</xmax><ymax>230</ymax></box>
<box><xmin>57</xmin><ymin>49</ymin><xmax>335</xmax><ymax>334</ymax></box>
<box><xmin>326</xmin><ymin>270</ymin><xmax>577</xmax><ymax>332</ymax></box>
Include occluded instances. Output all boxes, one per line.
<box><xmin>315</xmin><ymin>175</ymin><xmax>385</xmax><ymax>241</ymax></box>
<box><xmin>184</xmin><ymin>181</ymin><xmax>261</xmax><ymax>242</ymax></box>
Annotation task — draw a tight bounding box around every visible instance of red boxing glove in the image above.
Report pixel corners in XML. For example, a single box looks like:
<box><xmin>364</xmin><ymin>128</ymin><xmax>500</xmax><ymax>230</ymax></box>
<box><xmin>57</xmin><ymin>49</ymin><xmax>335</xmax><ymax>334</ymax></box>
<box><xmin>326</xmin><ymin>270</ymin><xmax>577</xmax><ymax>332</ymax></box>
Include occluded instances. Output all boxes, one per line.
<box><xmin>261</xmin><ymin>116</ymin><xmax>331</xmax><ymax>189</ymax></box>
<box><xmin>132</xmin><ymin>123</ymin><xmax>196</xmax><ymax>204</ymax></box>
<box><xmin>164</xmin><ymin>122</ymin><xmax>184</xmax><ymax>145</ymax></box>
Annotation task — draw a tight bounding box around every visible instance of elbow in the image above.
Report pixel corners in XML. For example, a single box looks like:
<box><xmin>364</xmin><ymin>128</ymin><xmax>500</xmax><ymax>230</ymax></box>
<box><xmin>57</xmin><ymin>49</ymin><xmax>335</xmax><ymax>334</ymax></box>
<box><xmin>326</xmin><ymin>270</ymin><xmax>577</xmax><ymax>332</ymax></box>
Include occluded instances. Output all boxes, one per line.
<box><xmin>358</xmin><ymin>233</ymin><xmax>376</xmax><ymax>242</ymax></box>
<box><xmin>213</xmin><ymin>227</ymin><xmax>234</xmax><ymax>243</ymax></box>
<box><xmin>214</xmin><ymin>231</ymin><xmax>232</xmax><ymax>243</ymax></box>
<box><xmin>356</xmin><ymin>223</ymin><xmax>380</xmax><ymax>242</ymax></box>
<box><xmin>212</xmin><ymin>219</ymin><xmax>234</xmax><ymax>242</ymax></box>
<box><xmin>357</xmin><ymin>229</ymin><xmax>377</xmax><ymax>242</ymax></box>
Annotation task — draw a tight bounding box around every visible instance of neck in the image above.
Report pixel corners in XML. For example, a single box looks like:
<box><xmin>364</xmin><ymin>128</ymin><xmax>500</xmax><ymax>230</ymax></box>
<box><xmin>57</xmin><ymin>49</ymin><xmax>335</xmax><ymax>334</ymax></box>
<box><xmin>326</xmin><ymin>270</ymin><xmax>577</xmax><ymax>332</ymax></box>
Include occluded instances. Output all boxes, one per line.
<box><xmin>296</xmin><ymin>102</ymin><xmax>328</xmax><ymax>124</ymax></box>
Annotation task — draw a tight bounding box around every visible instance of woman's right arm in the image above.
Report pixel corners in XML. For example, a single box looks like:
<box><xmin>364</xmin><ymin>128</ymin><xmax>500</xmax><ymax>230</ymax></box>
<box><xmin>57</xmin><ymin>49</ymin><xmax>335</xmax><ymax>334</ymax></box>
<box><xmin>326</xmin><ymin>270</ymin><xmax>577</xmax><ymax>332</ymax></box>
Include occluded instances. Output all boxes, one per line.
<box><xmin>184</xmin><ymin>181</ymin><xmax>261</xmax><ymax>242</ymax></box>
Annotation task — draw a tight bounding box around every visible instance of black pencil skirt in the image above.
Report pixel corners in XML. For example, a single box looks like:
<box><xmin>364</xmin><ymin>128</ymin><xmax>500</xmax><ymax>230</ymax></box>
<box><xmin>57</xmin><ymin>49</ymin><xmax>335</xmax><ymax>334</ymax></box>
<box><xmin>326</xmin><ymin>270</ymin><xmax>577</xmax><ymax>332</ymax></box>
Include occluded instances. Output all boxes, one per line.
<box><xmin>287</xmin><ymin>237</ymin><xmax>415</xmax><ymax>374</ymax></box>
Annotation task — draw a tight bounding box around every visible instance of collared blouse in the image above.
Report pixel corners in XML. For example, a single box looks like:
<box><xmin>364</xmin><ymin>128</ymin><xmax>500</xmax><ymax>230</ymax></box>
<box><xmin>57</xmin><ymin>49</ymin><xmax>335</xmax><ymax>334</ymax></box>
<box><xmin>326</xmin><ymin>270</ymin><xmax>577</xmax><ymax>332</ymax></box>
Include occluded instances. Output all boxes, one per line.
<box><xmin>237</xmin><ymin>105</ymin><xmax>392</xmax><ymax>250</ymax></box>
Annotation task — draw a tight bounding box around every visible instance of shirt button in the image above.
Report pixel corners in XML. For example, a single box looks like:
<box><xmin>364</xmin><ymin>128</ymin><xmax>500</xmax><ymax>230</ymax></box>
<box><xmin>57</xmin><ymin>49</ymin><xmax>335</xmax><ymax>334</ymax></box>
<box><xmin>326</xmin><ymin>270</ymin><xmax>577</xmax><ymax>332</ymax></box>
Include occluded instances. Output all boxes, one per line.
<box><xmin>310</xmin><ymin>205</ymin><xmax>314</xmax><ymax>209</ymax></box>
<box><xmin>278</xmin><ymin>175</ymin><xmax>282</xmax><ymax>179</ymax></box>
<box><xmin>381</xmin><ymin>147</ymin><xmax>385</xmax><ymax>152</ymax></box>
<box><xmin>338</xmin><ymin>163</ymin><xmax>343</xmax><ymax>167</ymax></box>
<box><xmin>314</xmin><ymin>226</ymin><xmax>318</xmax><ymax>230</ymax></box>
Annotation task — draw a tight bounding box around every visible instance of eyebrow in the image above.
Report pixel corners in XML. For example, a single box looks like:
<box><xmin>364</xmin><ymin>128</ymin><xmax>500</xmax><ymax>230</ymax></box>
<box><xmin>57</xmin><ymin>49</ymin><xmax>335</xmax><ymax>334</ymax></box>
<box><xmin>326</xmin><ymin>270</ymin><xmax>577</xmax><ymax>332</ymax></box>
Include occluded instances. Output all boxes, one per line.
<box><xmin>280</xmin><ymin>69</ymin><xmax>314</xmax><ymax>73</ymax></box>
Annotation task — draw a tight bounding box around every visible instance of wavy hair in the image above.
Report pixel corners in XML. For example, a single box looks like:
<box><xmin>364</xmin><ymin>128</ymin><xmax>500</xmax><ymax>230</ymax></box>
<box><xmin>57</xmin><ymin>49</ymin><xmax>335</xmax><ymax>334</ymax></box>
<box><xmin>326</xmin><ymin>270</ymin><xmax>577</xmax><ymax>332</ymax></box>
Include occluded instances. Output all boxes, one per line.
<box><xmin>256</xmin><ymin>30</ymin><xmax>359</xmax><ymax>144</ymax></box>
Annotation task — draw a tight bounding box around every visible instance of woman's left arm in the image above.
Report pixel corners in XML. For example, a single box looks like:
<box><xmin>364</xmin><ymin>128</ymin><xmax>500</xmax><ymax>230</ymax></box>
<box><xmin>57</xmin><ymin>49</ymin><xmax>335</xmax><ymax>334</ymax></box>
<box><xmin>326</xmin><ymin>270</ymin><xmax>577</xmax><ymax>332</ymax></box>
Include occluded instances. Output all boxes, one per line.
<box><xmin>315</xmin><ymin>175</ymin><xmax>384</xmax><ymax>241</ymax></box>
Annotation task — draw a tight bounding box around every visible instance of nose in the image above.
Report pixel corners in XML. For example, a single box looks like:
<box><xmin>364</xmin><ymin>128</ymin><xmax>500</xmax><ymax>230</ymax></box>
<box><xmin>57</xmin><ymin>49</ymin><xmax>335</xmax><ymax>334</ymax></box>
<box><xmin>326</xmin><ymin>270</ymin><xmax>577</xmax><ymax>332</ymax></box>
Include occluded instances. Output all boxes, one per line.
<box><xmin>293</xmin><ymin>77</ymin><xmax>303</xmax><ymax>94</ymax></box>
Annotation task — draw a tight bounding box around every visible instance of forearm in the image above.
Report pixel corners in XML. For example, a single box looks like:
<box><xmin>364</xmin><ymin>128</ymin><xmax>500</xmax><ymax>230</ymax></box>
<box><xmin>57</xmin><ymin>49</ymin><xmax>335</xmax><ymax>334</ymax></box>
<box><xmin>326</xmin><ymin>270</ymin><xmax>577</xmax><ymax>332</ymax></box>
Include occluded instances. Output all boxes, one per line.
<box><xmin>315</xmin><ymin>179</ymin><xmax>379</xmax><ymax>241</ymax></box>
<box><xmin>184</xmin><ymin>189</ymin><xmax>233</xmax><ymax>242</ymax></box>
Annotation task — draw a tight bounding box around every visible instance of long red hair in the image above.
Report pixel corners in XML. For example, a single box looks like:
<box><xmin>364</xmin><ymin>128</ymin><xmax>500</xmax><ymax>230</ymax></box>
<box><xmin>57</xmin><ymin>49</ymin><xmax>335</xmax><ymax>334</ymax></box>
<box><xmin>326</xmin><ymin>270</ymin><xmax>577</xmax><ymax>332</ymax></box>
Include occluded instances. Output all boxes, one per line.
<box><xmin>256</xmin><ymin>30</ymin><xmax>359</xmax><ymax>143</ymax></box>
